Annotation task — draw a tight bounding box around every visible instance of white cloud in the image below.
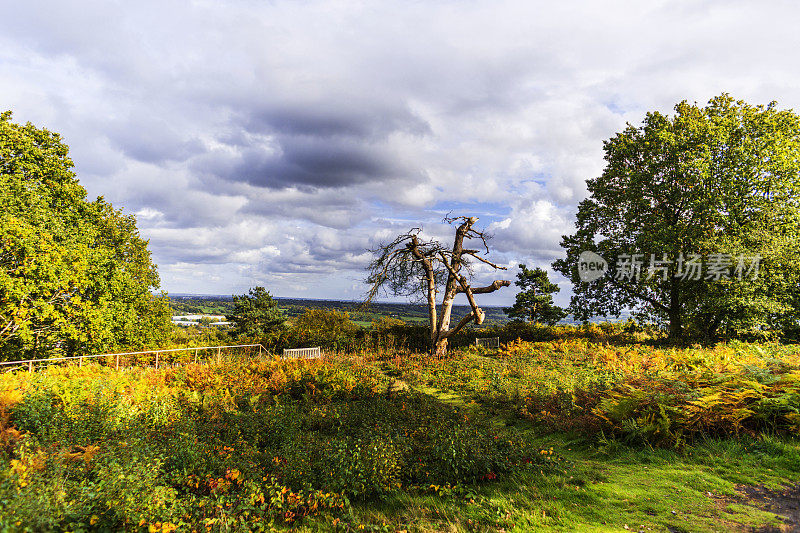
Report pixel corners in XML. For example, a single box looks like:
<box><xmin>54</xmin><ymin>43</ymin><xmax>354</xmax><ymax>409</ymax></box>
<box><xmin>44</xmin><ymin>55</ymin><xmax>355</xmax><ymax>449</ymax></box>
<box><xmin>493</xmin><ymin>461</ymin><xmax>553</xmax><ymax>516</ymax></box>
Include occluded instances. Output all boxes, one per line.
<box><xmin>2</xmin><ymin>0</ymin><xmax>799</xmax><ymax>303</ymax></box>
<box><xmin>489</xmin><ymin>199</ymin><xmax>574</xmax><ymax>258</ymax></box>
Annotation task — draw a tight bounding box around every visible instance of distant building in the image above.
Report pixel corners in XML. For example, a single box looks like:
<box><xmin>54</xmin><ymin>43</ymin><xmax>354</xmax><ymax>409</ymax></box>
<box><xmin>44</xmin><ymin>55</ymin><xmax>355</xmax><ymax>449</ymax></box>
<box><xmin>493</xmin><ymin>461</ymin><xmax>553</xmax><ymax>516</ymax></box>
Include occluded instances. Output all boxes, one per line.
<box><xmin>171</xmin><ymin>315</ymin><xmax>229</xmax><ymax>327</ymax></box>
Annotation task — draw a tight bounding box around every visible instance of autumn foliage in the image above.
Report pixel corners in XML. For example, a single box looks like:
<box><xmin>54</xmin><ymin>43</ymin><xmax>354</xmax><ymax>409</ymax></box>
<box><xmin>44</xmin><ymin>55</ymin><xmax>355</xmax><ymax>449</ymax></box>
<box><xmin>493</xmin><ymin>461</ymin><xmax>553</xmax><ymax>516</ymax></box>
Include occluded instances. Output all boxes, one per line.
<box><xmin>0</xmin><ymin>355</ymin><xmax>543</xmax><ymax>530</ymax></box>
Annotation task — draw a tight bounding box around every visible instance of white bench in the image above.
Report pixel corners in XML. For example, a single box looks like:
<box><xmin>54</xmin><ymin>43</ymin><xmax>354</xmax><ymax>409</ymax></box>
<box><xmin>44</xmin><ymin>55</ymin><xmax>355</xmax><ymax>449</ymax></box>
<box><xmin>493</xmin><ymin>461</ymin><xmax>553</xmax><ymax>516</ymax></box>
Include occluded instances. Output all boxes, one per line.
<box><xmin>283</xmin><ymin>347</ymin><xmax>322</xmax><ymax>359</ymax></box>
<box><xmin>475</xmin><ymin>337</ymin><xmax>500</xmax><ymax>349</ymax></box>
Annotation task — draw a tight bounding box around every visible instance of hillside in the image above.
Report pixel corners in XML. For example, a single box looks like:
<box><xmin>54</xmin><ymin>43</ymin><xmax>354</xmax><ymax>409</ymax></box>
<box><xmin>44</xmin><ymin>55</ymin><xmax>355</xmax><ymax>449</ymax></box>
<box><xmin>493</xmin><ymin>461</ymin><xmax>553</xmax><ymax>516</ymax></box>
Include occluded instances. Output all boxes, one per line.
<box><xmin>1</xmin><ymin>330</ymin><xmax>798</xmax><ymax>531</ymax></box>
<box><xmin>168</xmin><ymin>294</ymin><xmax>511</xmax><ymax>326</ymax></box>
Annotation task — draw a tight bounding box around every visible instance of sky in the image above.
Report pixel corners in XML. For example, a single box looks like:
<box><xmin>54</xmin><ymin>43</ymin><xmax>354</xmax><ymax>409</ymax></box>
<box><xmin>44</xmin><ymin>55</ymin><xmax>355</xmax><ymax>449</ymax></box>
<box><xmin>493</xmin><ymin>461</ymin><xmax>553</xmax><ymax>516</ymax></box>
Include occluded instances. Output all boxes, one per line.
<box><xmin>2</xmin><ymin>0</ymin><xmax>799</xmax><ymax>307</ymax></box>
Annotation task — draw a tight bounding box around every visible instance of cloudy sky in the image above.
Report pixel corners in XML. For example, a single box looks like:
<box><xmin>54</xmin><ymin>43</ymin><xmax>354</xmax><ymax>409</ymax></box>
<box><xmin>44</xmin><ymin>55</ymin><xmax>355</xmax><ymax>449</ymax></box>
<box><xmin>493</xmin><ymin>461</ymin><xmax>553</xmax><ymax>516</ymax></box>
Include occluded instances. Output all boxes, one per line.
<box><xmin>2</xmin><ymin>0</ymin><xmax>798</xmax><ymax>306</ymax></box>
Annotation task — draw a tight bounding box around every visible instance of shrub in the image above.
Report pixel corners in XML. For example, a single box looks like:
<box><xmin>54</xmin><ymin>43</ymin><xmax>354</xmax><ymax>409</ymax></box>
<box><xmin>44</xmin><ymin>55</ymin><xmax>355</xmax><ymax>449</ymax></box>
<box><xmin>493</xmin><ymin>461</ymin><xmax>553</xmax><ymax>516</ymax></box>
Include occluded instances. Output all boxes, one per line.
<box><xmin>0</xmin><ymin>357</ymin><xmax>542</xmax><ymax>528</ymax></box>
<box><xmin>287</xmin><ymin>308</ymin><xmax>360</xmax><ymax>351</ymax></box>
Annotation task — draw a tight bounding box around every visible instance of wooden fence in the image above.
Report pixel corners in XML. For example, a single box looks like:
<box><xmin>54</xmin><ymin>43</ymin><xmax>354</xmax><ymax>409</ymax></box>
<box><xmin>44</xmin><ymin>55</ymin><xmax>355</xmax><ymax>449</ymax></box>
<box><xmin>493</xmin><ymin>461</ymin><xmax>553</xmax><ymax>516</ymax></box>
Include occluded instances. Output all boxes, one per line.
<box><xmin>0</xmin><ymin>344</ymin><xmax>267</xmax><ymax>373</ymax></box>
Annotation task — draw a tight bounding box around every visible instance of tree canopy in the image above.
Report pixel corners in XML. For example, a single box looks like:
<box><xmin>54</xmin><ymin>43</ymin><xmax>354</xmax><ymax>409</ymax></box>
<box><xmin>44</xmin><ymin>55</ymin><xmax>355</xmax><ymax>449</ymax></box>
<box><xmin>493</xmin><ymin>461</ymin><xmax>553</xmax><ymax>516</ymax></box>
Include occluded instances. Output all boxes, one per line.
<box><xmin>289</xmin><ymin>308</ymin><xmax>358</xmax><ymax>351</ymax></box>
<box><xmin>553</xmin><ymin>95</ymin><xmax>800</xmax><ymax>340</ymax></box>
<box><xmin>503</xmin><ymin>265</ymin><xmax>566</xmax><ymax>325</ymax></box>
<box><xmin>0</xmin><ymin>111</ymin><xmax>171</xmax><ymax>360</ymax></box>
<box><xmin>227</xmin><ymin>286</ymin><xmax>286</xmax><ymax>342</ymax></box>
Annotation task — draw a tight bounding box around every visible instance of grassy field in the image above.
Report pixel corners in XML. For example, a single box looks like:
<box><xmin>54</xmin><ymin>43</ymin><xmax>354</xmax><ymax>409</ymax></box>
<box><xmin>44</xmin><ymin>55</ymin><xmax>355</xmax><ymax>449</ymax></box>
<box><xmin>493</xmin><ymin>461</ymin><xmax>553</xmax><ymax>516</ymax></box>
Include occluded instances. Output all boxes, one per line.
<box><xmin>1</xmin><ymin>334</ymin><xmax>799</xmax><ymax>531</ymax></box>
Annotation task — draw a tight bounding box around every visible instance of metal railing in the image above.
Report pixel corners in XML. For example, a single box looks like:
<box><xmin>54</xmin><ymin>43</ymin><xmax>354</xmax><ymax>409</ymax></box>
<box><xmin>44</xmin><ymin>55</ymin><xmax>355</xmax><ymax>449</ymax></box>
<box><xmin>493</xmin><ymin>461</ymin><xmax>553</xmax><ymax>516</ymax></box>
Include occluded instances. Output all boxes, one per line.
<box><xmin>0</xmin><ymin>344</ymin><xmax>267</xmax><ymax>373</ymax></box>
<box><xmin>283</xmin><ymin>347</ymin><xmax>322</xmax><ymax>359</ymax></box>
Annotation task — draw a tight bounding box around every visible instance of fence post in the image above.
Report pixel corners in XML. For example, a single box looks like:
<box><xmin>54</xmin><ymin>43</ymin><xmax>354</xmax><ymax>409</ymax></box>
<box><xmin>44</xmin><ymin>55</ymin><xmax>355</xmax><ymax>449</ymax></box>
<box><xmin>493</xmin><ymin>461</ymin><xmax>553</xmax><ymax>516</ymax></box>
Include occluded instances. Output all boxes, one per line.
<box><xmin>217</xmin><ymin>347</ymin><xmax>221</xmax><ymax>364</ymax></box>
<box><xmin>116</xmin><ymin>353</ymin><xmax>119</xmax><ymax>370</ymax></box>
<box><xmin>195</xmin><ymin>348</ymin><xmax>198</xmax><ymax>364</ymax></box>
<box><xmin>155</xmin><ymin>351</ymin><xmax>159</xmax><ymax>369</ymax></box>
<box><xmin>28</xmin><ymin>361</ymin><xmax>32</xmax><ymax>373</ymax></box>
<box><xmin>79</xmin><ymin>357</ymin><xmax>83</xmax><ymax>368</ymax></box>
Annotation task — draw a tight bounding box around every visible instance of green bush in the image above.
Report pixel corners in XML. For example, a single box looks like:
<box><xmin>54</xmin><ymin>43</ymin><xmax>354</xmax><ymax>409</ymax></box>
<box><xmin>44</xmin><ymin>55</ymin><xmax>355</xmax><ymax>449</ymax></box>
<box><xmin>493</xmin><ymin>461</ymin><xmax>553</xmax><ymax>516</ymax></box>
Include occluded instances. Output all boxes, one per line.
<box><xmin>279</xmin><ymin>433</ymin><xmax>402</xmax><ymax>498</ymax></box>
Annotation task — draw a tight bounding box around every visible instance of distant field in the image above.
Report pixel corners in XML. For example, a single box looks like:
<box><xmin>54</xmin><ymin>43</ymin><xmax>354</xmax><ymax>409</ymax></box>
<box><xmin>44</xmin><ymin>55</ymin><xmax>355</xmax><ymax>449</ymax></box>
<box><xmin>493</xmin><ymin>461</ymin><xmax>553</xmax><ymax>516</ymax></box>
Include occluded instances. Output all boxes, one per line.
<box><xmin>167</xmin><ymin>294</ymin><xmax>631</xmax><ymax>329</ymax></box>
<box><xmin>168</xmin><ymin>294</ymin><xmax>512</xmax><ymax>325</ymax></box>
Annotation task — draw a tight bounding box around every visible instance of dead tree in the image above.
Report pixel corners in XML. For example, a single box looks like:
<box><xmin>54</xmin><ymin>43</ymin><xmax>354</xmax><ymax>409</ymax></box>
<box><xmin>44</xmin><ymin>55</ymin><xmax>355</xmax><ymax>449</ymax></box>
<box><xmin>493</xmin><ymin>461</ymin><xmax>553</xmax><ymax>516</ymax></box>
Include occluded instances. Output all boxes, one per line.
<box><xmin>365</xmin><ymin>216</ymin><xmax>510</xmax><ymax>357</ymax></box>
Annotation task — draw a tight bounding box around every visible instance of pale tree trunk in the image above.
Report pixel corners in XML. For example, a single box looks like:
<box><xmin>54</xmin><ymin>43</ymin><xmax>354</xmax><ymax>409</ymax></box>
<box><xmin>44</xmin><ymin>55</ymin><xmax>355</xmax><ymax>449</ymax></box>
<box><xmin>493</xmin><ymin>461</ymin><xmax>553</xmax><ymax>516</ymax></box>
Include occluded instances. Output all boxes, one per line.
<box><xmin>427</xmin><ymin>217</ymin><xmax>509</xmax><ymax>357</ymax></box>
<box><xmin>431</xmin><ymin>220</ymin><xmax>468</xmax><ymax>356</ymax></box>
<box><xmin>366</xmin><ymin>215</ymin><xmax>510</xmax><ymax>358</ymax></box>
<box><xmin>407</xmin><ymin>234</ymin><xmax>441</xmax><ymax>356</ymax></box>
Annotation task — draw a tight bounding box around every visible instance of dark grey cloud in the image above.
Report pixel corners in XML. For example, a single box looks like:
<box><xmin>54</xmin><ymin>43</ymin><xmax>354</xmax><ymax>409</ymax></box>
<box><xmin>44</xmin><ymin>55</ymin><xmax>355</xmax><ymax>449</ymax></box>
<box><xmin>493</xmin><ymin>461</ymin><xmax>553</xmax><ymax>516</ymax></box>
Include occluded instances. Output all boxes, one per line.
<box><xmin>240</xmin><ymin>191</ymin><xmax>369</xmax><ymax>229</ymax></box>
<box><xmin>3</xmin><ymin>0</ymin><xmax>800</xmax><ymax>301</ymax></box>
<box><xmin>193</xmin><ymin>135</ymin><xmax>407</xmax><ymax>189</ymax></box>
<box><xmin>244</xmin><ymin>104</ymin><xmax>431</xmax><ymax>140</ymax></box>
<box><xmin>194</xmin><ymin>101</ymin><xmax>430</xmax><ymax>190</ymax></box>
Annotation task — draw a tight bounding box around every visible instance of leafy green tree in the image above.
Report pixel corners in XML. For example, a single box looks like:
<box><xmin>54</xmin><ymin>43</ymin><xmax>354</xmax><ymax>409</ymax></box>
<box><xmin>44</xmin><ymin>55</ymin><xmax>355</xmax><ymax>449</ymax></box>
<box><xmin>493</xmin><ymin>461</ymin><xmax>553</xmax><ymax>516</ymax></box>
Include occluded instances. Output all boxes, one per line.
<box><xmin>553</xmin><ymin>95</ymin><xmax>800</xmax><ymax>341</ymax></box>
<box><xmin>227</xmin><ymin>287</ymin><xmax>286</xmax><ymax>341</ymax></box>
<box><xmin>371</xmin><ymin>316</ymin><xmax>406</xmax><ymax>331</ymax></box>
<box><xmin>503</xmin><ymin>265</ymin><xmax>566</xmax><ymax>325</ymax></box>
<box><xmin>197</xmin><ymin>316</ymin><xmax>217</xmax><ymax>326</ymax></box>
<box><xmin>0</xmin><ymin>111</ymin><xmax>171</xmax><ymax>360</ymax></box>
<box><xmin>289</xmin><ymin>308</ymin><xmax>359</xmax><ymax>350</ymax></box>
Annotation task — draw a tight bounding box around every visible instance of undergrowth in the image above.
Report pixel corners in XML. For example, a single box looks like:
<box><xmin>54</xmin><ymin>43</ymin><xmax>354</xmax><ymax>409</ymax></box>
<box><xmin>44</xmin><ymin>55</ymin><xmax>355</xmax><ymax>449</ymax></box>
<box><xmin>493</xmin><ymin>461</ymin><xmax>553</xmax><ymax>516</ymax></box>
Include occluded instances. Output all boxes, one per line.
<box><xmin>0</xmin><ymin>357</ymin><xmax>546</xmax><ymax>531</ymax></box>
<box><xmin>387</xmin><ymin>339</ymin><xmax>800</xmax><ymax>446</ymax></box>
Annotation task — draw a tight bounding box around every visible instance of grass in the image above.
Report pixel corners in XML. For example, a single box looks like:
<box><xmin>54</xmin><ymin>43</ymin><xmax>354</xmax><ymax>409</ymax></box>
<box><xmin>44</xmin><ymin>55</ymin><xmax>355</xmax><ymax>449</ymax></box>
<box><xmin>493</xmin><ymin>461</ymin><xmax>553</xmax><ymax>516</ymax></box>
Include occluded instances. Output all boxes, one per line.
<box><xmin>1</xmin><ymin>335</ymin><xmax>799</xmax><ymax>531</ymax></box>
<box><xmin>345</xmin><ymin>382</ymin><xmax>800</xmax><ymax>532</ymax></box>
<box><xmin>350</xmin><ymin>337</ymin><xmax>800</xmax><ymax>532</ymax></box>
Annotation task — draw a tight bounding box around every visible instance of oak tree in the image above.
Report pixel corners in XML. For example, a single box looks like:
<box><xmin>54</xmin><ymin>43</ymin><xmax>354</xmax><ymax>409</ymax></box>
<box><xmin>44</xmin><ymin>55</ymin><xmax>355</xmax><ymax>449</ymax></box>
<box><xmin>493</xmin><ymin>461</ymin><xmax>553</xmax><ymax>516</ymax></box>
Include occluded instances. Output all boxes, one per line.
<box><xmin>0</xmin><ymin>111</ymin><xmax>171</xmax><ymax>360</ymax></box>
<box><xmin>553</xmin><ymin>95</ymin><xmax>800</xmax><ymax>341</ymax></box>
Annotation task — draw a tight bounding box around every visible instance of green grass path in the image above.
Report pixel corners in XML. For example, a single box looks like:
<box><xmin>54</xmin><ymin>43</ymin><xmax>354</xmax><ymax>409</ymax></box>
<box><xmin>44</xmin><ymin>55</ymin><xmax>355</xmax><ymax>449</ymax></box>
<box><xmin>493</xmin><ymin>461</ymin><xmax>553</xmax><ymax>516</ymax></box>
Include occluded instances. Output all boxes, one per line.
<box><xmin>348</xmin><ymin>380</ymin><xmax>799</xmax><ymax>532</ymax></box>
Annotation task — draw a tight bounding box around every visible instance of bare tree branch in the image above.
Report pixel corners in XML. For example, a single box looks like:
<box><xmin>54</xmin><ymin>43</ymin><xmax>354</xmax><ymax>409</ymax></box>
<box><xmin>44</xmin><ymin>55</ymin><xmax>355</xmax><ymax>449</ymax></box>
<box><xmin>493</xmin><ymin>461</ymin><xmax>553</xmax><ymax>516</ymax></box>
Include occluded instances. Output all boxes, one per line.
<box><xmin>462</xmin><ymin>250</ymin><xmax>508</xmax><ymax>270</ymax></box>
<box><xmin>364</xmin><ymin>215</ymin><xmax>510</xmax><ymax>356</ymax></box>
<box><xmin>443</xmin><ymin>311</ymin><xmax>476</xmax><ymax>339</ymax></box>
<box><xmin>458</xmin><ymin>279</ymin><xmax>511</xmax><ymax>294</ymax></box>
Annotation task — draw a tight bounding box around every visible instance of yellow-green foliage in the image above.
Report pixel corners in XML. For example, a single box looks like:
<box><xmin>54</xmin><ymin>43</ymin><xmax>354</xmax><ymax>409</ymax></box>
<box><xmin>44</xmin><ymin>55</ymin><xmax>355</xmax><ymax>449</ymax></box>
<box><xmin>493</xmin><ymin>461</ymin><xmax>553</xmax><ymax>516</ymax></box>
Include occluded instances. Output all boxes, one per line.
<box><xmin>389</xmin><ymin>338</ymin><xmax>800</xmax><ymax>446</ymax></box>
<box><xmin>286</xmin><ymin>308</ymin><xmax>359</xmax><ymax>350</ymax></box>
<box><xmin>0</xmin><ymin>356</ymin><xmax>544</xmax><ymax>531</ymax></box>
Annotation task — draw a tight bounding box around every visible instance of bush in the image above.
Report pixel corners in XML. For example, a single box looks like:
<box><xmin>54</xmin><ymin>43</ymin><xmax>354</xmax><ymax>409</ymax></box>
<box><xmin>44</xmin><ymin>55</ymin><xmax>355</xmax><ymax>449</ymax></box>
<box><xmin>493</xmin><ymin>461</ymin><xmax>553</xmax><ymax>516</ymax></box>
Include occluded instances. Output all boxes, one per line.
<box><xmin>0</xmin><ymin>357</ymin><xmax>543</xmax><ymax>528</ymax></box>
<box><xmin>287</xmin><ymin>308</ymin><xmax>360</xmax><ymax>351</ymax></box>
<box><xmin>280</xmin><ymin>433</ymin><xmax>402</xmax><ymax>498</ymax></box>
